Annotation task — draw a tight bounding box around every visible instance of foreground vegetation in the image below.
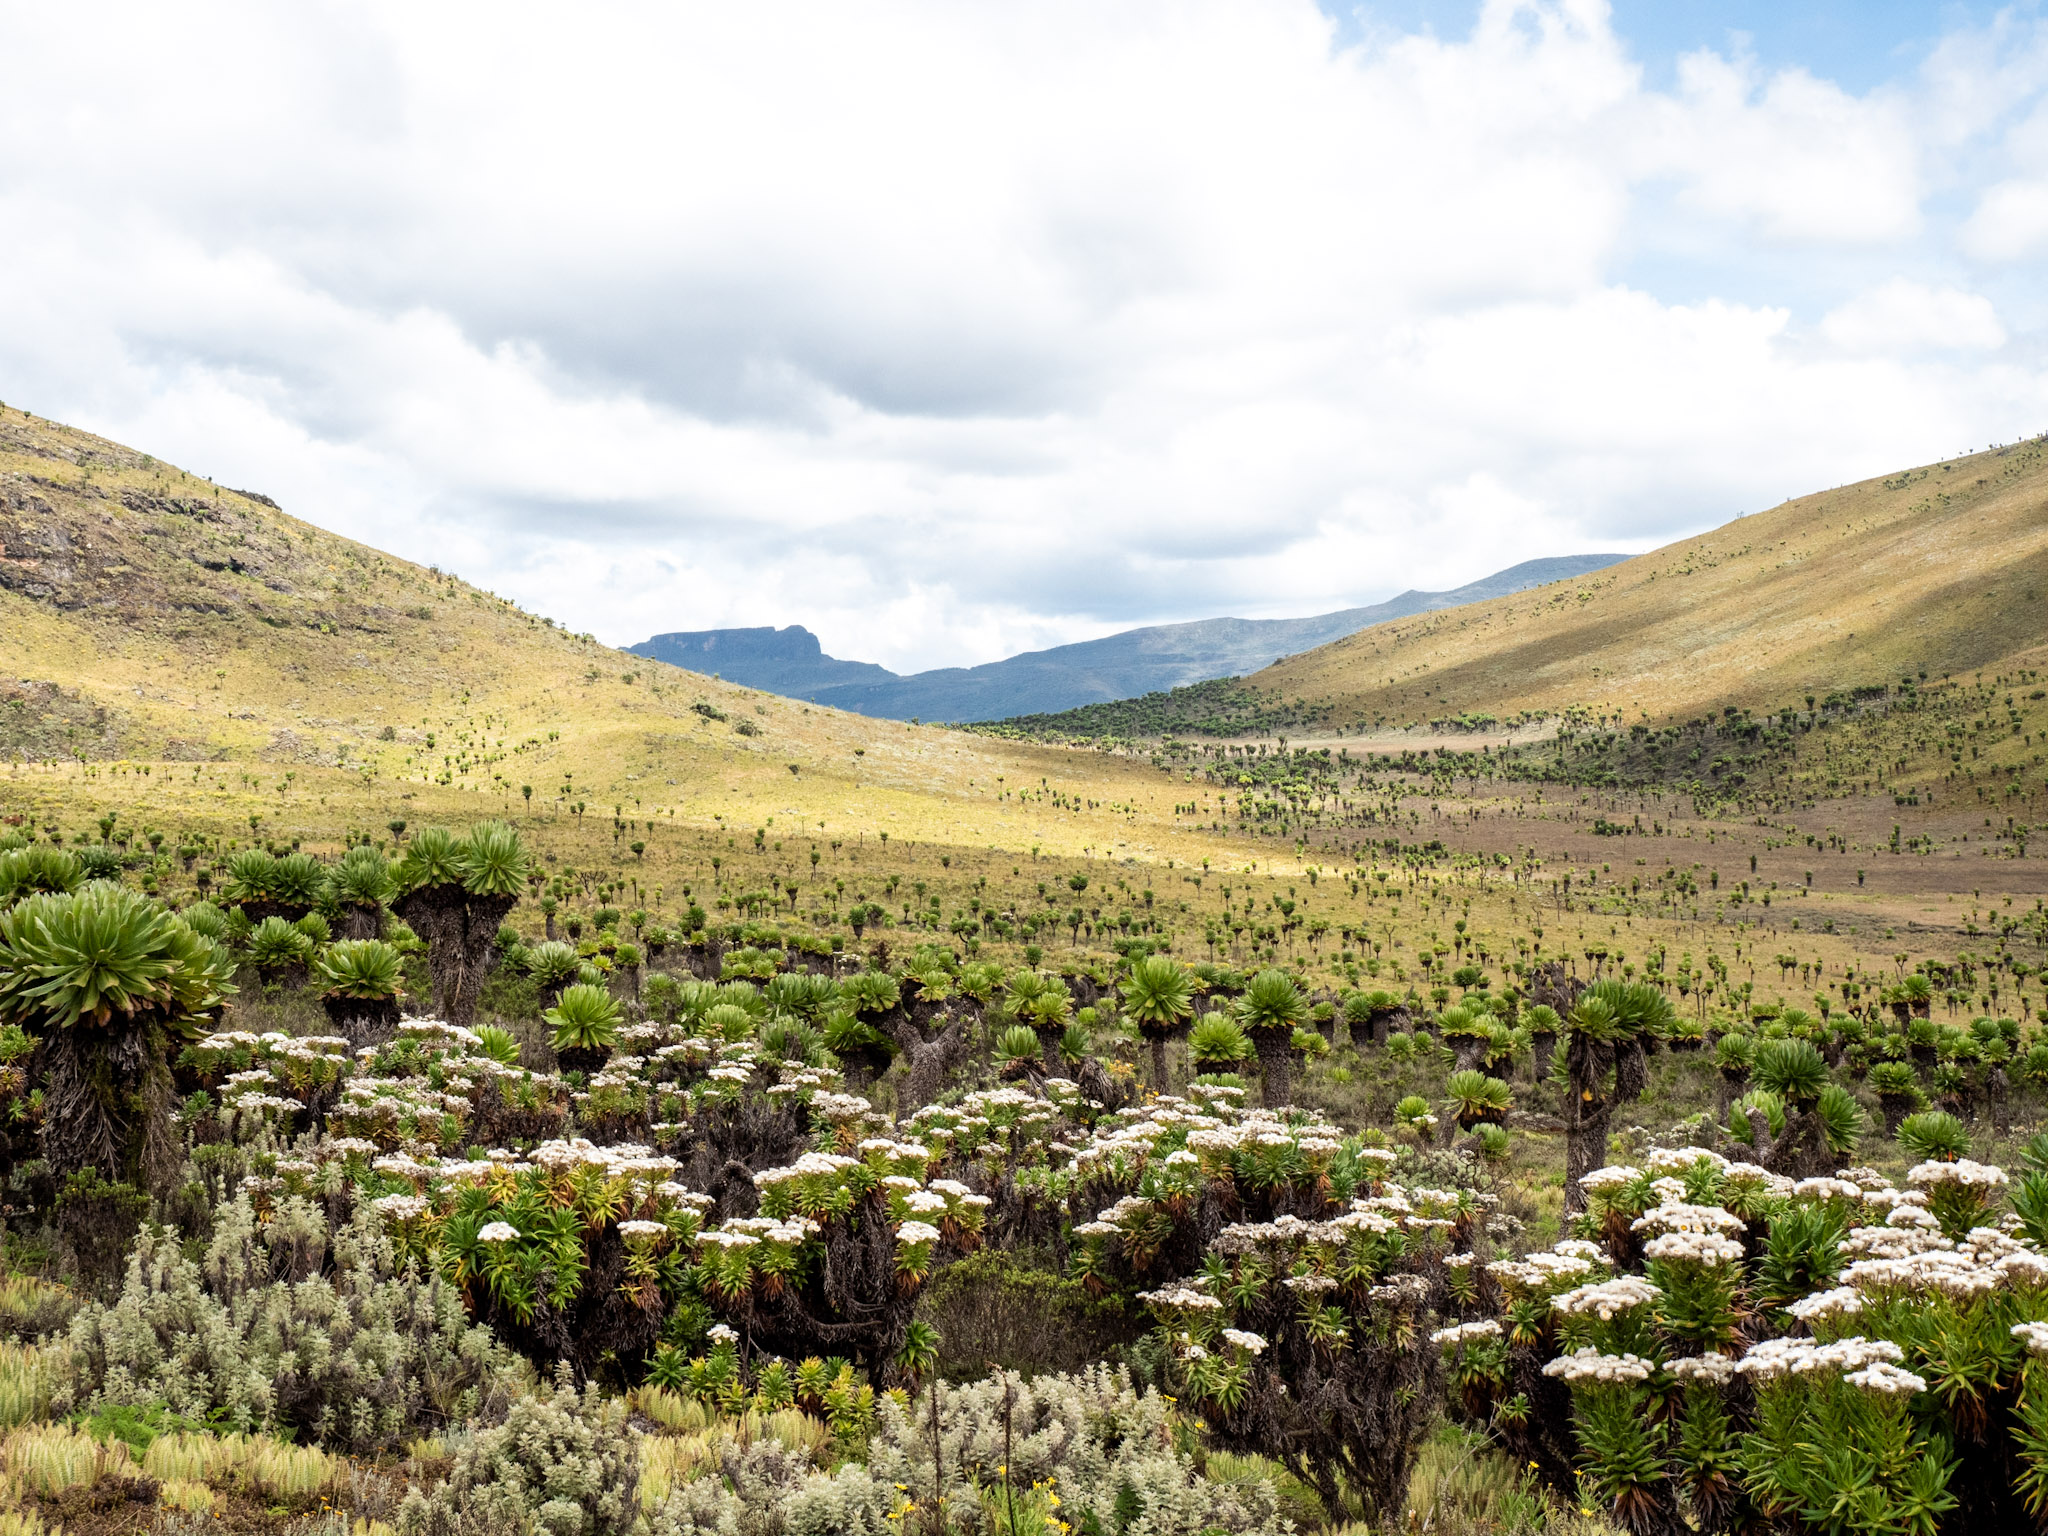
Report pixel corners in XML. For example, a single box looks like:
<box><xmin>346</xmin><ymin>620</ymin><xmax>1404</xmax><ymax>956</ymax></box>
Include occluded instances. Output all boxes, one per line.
<box><xmin>0</xmin><ymin>808</ymin><xmax>2040</xmax><ymax>1531</ymax></box>
<box><xmin>10</xmin><ymin>406</ymin><xmax>2048</xmax><ymax>1529</ymax></box>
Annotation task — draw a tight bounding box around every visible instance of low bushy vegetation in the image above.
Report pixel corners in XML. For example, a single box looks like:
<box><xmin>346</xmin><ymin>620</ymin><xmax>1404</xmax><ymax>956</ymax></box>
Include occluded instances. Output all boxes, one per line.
<box><xmin>0</xmin><ymin>809</ymin><xmax>2046</xmax><ymax>1532</ymax></box>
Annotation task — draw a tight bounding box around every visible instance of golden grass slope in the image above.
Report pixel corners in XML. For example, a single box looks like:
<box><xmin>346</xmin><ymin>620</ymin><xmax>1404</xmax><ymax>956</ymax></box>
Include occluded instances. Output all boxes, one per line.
<box><xmin>0</xmin><ymin>406</ymin><xmax>1229</xmax><ymax>867</ymax></box>
<box><xmin>1254</xmin><ymin>439</ymin><xmax>2048</xmax><ymax>727</ymax></box>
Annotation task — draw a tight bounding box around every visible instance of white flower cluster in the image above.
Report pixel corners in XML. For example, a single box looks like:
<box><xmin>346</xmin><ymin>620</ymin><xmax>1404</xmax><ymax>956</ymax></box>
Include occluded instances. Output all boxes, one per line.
<box><xmin>1907</xmin><ymin>1159</ymin><xmax>2008</xmax><ymax>1189</ymax></box>
<box><xmin>1738</xmin><ymin>1335</ymin><xmax>1903</xmax><ymax>1383</ymax></box>
<box><xmin>1542</xmin><ymin>1348</ymin><xmax>1653</xmax><ymax>1384</ymax></box>
<box><xmin>2012</xmin><ymin>1322</ymin><xmax>2048</xmax><ymax>1356</ymax></box>
<box><xmin>1552</xmin><ymin>1275</ymin><xmax>1661</xmax><ymax>1320</ymax></box>
<box><xmin>1430</xmin><ymin>1320</ymin><xmax>1502</xmax><ymax>1347</ymax></box>
<box><xmin>1667</xmin><ymin>1354</ymin><xmax>1737</xmax><ymax>1385</ymax></box>
<box><xmin>1644</xmin><ymin>1145</ymin><xmax>1729</xmax><ymax>1174</ymax></box>
<box><xmin>1843</xmin><ymin>1249</ymin><xmax>1998</xmax><ymax>1300</ymax></box>
<box><xmin>1786</xmin><ymin>1287</ymin><xmax>1863</xmax><ymax>1323</ymax></box>
<box><xmin>1221</xmin><ymin>1328</ymin><xmax>1268</xmax><ymax>1355</ymax></box>
<box><xmin>1642</xmin><ymin>1230</ymin><xmax>1745</xmax><ymax>1267</ymax></box>
<box><xmin>1137</xmin><ymin>1285</ymin><xmax>1223</xmax><ymax>1311</ymax></box>
<box><xmin>1792</xmin><ymin>1177</ymin><xmax>1866</xmax><ymax>1203</ymax></box>
<box><xmin>478</xmin><ymin>1221</ymin><xmax>520</xmax><ymax>1243</ymax></box>
<box><xmin>1632</xmin><ymin>1202</ymin><xmax>1745</xmax><ymax>1237</ymax></box>
<box><xmin>1844</xmin><ymin>1361</ymin><xmax>1926</xmax><ymax>1396</ymax></box>
<box><xmin>1578</xmin><ymin>1165</ymin><xmax>1641</xmax><ymax>1193</ymax></box>
<box><xmin>1839</xmin><ymin>1223</ymin><xmax>1949</xmax><ymax>1261</ymax></box>
<box><xmin>1489</xmin><ymin>1251</ymin><xmax>1597</xmax><ymax>1292</ymax></box>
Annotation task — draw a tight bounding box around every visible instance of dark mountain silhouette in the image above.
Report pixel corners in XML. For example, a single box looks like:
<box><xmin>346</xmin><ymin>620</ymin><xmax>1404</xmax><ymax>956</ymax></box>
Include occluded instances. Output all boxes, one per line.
<box><xmin>627</xmin><ymin>554</ymin><xmax>1628</xmax><ymax>722</ymax></box>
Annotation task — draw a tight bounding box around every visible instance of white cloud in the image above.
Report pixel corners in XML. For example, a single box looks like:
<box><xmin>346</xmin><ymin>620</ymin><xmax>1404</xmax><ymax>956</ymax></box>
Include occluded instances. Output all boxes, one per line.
<box><xmin>1820</xmin><ymin>281</ymin><xmax>2007</xmax><ymax>354</ymax></box>
<box><xmin>1647</xmin><ymin>50</ymin><xmax>1923</xmax><ymax>244</ymax></box>
<box><xmin>0</xmin><ymin>0</ymin><xmax>2045</xmax><ymax>673</ymax></box>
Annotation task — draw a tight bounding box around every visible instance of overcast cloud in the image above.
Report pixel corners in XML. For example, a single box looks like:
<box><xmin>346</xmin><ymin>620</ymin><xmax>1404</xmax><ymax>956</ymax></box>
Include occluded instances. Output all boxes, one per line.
<box><xmin>4</xmin><ymin>0</ymin><xmax>2047</xmax><ymax>671</ymax></box>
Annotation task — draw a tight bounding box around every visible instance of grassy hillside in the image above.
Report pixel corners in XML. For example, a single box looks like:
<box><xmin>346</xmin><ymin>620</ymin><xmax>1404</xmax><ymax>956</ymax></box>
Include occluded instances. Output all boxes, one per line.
<box><xmin>1261</xmin><ymin>438</ymin><xmax>2048</xmax><ymax>731</ymax></box>
<box><xmin>0</xmin><ymin>405</ymin><xmax>1216</xmax><ymax>860</ymax></box>
<box><xmin>3</xmin><ymin>404</ymin><xmax>2037</xmax><ymax>998</ymax></box>
<box><xmin>981</xmin><ymin>438</ymin><xmax>2048</xmax><ymax>743</ymax></box>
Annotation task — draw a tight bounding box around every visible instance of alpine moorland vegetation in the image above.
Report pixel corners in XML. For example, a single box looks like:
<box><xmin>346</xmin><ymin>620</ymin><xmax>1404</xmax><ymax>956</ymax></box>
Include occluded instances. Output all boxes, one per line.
<box><xmin>8</xmin><ymin>411</ymin><xmax>2048</xmax><ymax>1528</ymax></box>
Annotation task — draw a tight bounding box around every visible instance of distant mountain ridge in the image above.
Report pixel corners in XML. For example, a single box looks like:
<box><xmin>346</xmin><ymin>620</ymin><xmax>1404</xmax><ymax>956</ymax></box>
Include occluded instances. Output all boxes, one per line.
<box><xmin>628</xmin><ymin>554</ymin><xmax>1629</xmax><ymax>722</ymax></box>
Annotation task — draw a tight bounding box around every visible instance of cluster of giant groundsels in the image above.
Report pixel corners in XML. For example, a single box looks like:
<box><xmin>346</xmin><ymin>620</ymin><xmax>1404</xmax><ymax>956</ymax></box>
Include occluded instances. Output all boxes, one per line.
<box><xmin>0</xmin><ymin>820</ymin><xmax>2042</xmax><ymax>1531</ymax></box>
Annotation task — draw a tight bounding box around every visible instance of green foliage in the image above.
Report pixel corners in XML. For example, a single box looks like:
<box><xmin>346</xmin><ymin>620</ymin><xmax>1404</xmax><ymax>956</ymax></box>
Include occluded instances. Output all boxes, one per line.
<box><xmin>1444</xmin><ymin>1069</ymin><xmax>1511</xmax><ymax>1127</ymax></box>
<box><xmin>1188</xmin><ymin>1014</ymin><xmax>1252</xmax><ymax>1070</ymax></box>
<box><xmin>0</xmin><ymin>885</ymin><xmax>233</xmax><ymax>1034</ymax></box>
<box><xmin>474</xmin><ymin>1024</ymin><xmax>522</xmax><ymax>1066</ymax></box>
<box><xmin>1234</xmin><ymin>968</ymin><xmax>1307</xmax><ymax>1037</ymax></box>
<box><xmin>458</xmin><ymin>822</ymin><xmax>530</xmax><ymax>898</ymax></box>
<box><xmin>313</xmin><ymin>938</ymin><xmax>405</xmax><ymax>1001</ymax></box>
<box><xmin>524</xmin><ymin>940</ymin><xmax>581</xmax><ymax>989</ymax></box>
<box><xmin>1897</xmin><ymin>1110</ymin><xmax>1969</xmax><ymax>1162</ymax></box>
<box><xmin>394</xmin><ymin>828</ymin><xmax>464</xmax><ymax>891</ymax></box>
<box><xmin>0</xmin><ymin>847</ymin><xmax>83</xmax><ymax>907</ymax></box>
<box><xmin>1122</xmin><ymin>955</ymin><xmax>1195</xmax><ymax>1034</ymax></box>
<box><xmin>1816</xmin><ymin>1081</ymin><xmax>1868</xmax><ymax>1154</ymax></box>
<box><xmin>246</xmin><ymin>915</ymin><xmax>314</xmax><ymax>974</ymax></box>
<box><xmin>993</xmin><ymin>1024</ymin><xmax>1043</xmax><ymax>1068</ymax></box>
<box><xmin>332</xmin><ymin>845</ymin><xmax>395</xmax><ymax>911</ymax></box>
<box><xmin>545</xmin><ymin>983</ymin><xmax>623</xmax><ymax>1054</ymax></box>
<box><xmin>1752</xmin><ymin>1037</ymin><xmax>1828</xmax><ymax>1106</ymax></box>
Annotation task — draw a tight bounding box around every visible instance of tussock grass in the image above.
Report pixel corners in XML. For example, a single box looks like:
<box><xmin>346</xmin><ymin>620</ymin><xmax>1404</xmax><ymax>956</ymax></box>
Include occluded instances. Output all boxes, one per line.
<box><xmin>635</xmin><ymin>1406</ymin><xmax>834</xmax><ymax>1508</ymax></box>
<box><xmin>638</xmin><ymin>1429</ymin><xmax>721</xmax><ymax>1507</ymax></box>
<box><xmin>0</xmin><ymin>1345</ymin><xmax>66</xmax><ymax>1431</ymax></box>
<box><xmin>0</xmin><ymin>1283</ymin><xmax>75</xmax><ymax>1348</ymax></box>
<box><xmin>739</xmin><ymin>1408</ymin><xmax>830</xmax><ymax>1465</ymax></box>
<box><xmin>156</xmin><ymin>1475</ymin><xmax>216</xmax><ymax>1513</ymax></box>
<box><xmin>4</xmin><ymin>1423</ymin><xmax>131</xmax><ymax>1498</ymax></box>
<box><xmin>1202</xmin><ymin>1449</ymin><xmax>1328</xmax><ymax>1530</ymax></box>
<box><xmin>630</xmin><ymin>1384</ymin><xmax>710</xmax><ymax>1434</ymax></box>
<box><xmin>140</xmin><ymin>1430</ymin><xmax>344</xmax><ymax>1501</ymax></box>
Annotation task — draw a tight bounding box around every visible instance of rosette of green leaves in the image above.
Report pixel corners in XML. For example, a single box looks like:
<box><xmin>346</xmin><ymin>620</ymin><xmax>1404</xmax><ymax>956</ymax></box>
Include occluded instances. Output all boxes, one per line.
<box><xmin>314</xmin><ymin>938</ymin><xmax>404</xmax><ymax>1003</ymax></box>
<box><xmin>840</xmin><ymin>970</ymin><xmax>900</xmax><ymax>1017</ymax></box>
<box><xmin>0</xmin><ymin>885</ymin><xmax>233</xmax><ymax>1035</ymax></box>
<box><xmin>247</xmin><ymin>915</ymin><xmax>314</xmax><ymax>977</ymax></box>
<box><xmin>1188</xmin><ymin>1013</ymin><xmax>1253</xmax><ymax>1073</ymax></box>
<box><xmin>1897</xmin><ymin>1110</ymin><xmax>1969</xmax><ymax>1162</ymax></box>
<box><xmin>546</xmin><ymin>983</ymin><xmax>621</xmax><ymax>1054</ymax></box>
<box><xmin>0</xmin><ymin>846</ymin><xmax>83</xmax><ymax>907</ymax></box>
<box><xmin>1444</xmin><ymin>1069</ymin><xmax>1511</xmax><ymax>1130</ymax></box>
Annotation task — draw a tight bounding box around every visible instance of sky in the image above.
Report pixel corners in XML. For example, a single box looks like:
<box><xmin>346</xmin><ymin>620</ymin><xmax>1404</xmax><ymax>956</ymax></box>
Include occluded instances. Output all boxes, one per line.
<box><xmin>3</xmin><ymin>0</ymin><xmax>2047</xmax><ymax>674</ymax></box>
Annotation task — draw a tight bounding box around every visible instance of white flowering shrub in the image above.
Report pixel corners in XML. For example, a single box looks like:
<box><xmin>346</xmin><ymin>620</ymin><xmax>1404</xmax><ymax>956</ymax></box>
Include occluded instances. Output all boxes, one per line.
<box><xmin>1057</xmin><ymin>1086</ymin><xmax>1480</xmax><ymax>1520</ymax></box>
<box><xmin>1439</xmin><ymin>1142</ymin><xmax>2048</xmax><ymax>1535</ymax></box>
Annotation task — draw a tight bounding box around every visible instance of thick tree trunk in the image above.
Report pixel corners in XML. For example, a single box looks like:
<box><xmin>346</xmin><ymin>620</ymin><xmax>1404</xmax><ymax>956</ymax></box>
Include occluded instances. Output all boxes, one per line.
<box><xmin>38</xmin><ymin>1021</ymin><xmax>179</xmax><ymax>1196</ymax></box>
<box><xmin>1562</xmin><ymin>1036</ymin><xmax>1613</xmax><ymax>1216</ymax></box>
<box><xmin>1879</xmin><ymin>1093</ymin><xmax>1912</xmax><ymax>1139</ymax></box>
<box><xmin>338</xmin><ymin>904</ymin><xmax>383</xmax><ymax>942</ymax></box>
<box><xmin>322</xmin><ymin>994</ymin><xmax>401</xmax><ymax>1050</ymax></box>
<box><xmin>1251</xmin><ymin>1027</ymin><xmax>1293</xmax><ymax>1108</ymax></box>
